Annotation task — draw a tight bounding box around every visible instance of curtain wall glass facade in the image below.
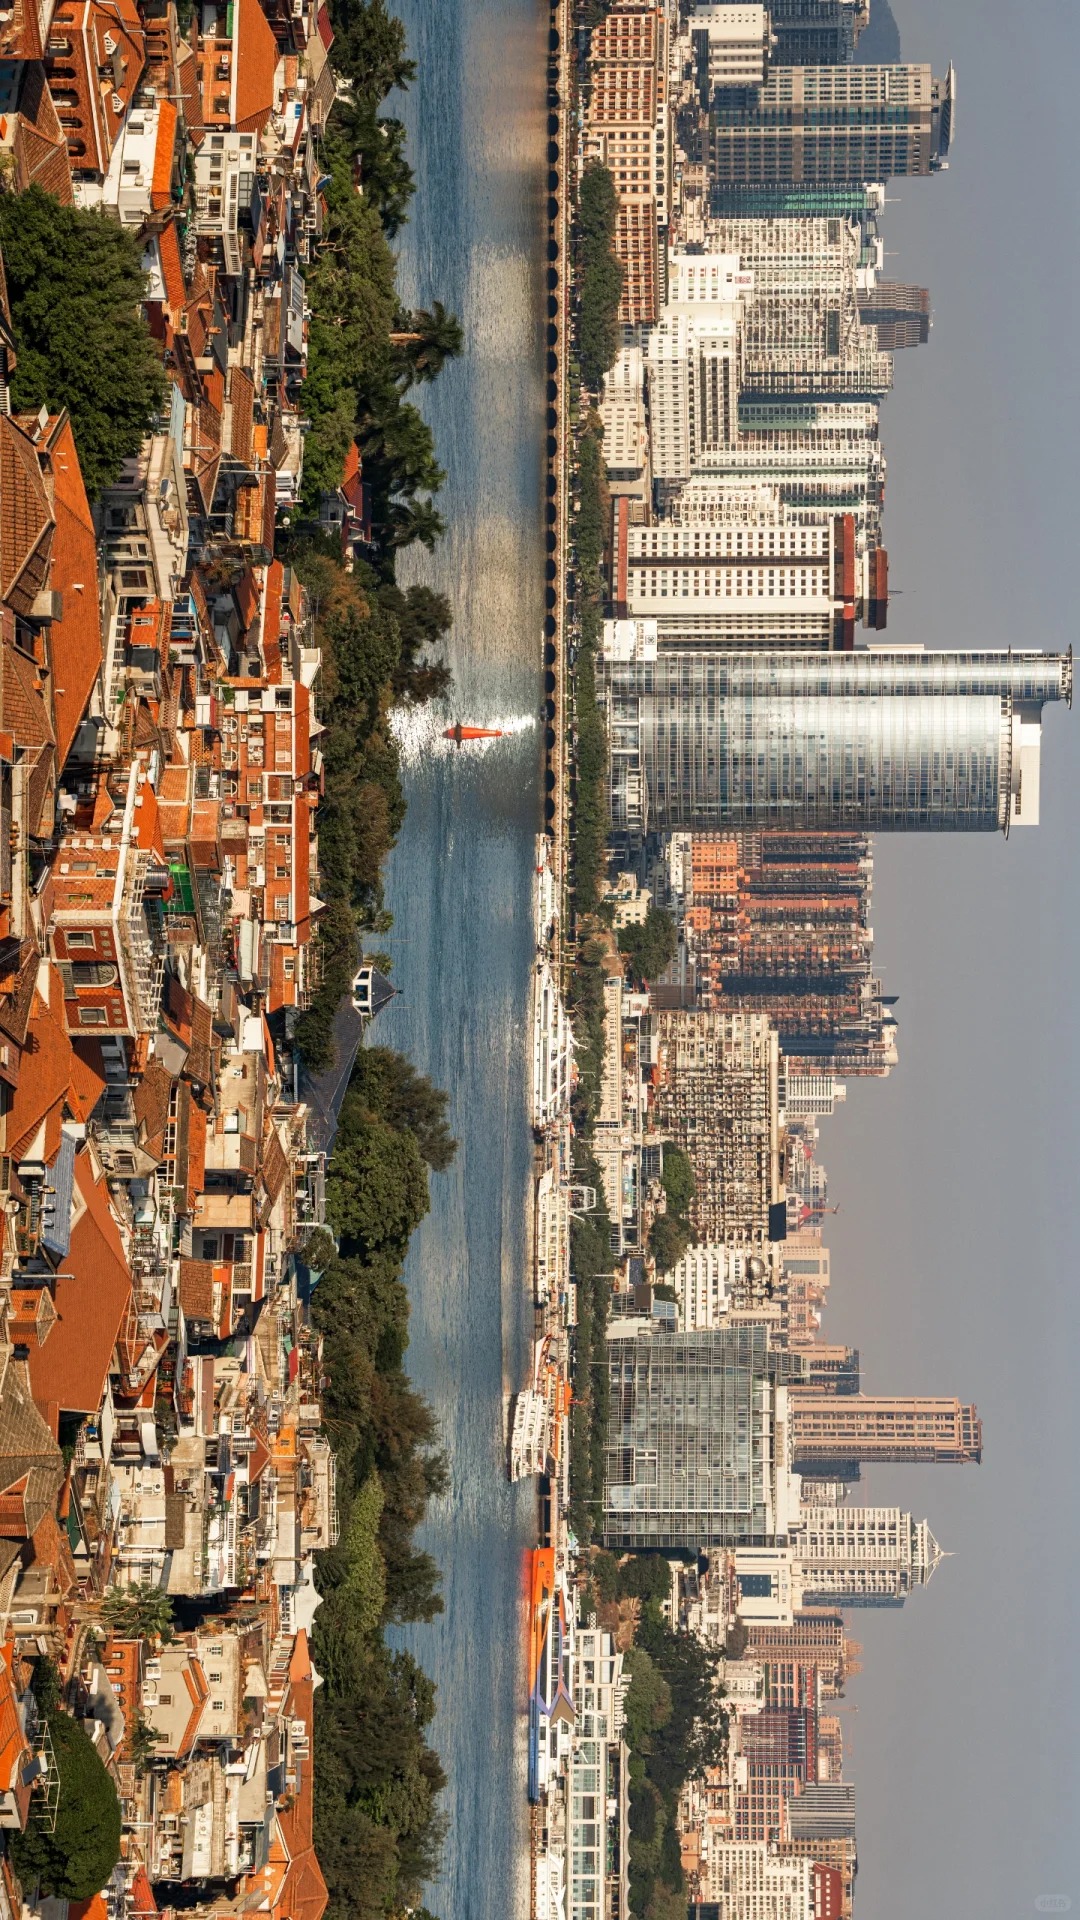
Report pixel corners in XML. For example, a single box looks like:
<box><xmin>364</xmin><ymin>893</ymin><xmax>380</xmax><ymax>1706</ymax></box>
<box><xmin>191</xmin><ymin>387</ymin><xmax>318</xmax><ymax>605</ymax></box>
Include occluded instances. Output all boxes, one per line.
<box><xmin>603</xmin><ymin>649</ymin><xmax>1072</xmax><ymax>834</ymax></box>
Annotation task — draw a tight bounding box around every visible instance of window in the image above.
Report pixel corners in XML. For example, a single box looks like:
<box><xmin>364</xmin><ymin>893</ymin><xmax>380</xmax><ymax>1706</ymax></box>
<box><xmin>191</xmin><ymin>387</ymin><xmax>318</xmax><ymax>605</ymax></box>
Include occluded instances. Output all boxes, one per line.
<box><xmin>72</xmin><ymin>962</ymin><xmax>117</xmax><ymax>987</ymax></box>
<box><xmin>80</xmin><ymin>1007</ymin><xmax>109</xmax><ymax>1026</ymax></box>
<box><xmin>159</xmin><ymin>1693</ymin><xmax>173</xmax><ymax>1706</ymax></box>
<box><xmin>212</xmin><ymin>1699</ymin><xmax>225</xmax><ymax>1712</ymax></box>
<box><xmin>65</xmin><ymin>930</ymin><xmax>95</xmax><ymax>949</ymax></box>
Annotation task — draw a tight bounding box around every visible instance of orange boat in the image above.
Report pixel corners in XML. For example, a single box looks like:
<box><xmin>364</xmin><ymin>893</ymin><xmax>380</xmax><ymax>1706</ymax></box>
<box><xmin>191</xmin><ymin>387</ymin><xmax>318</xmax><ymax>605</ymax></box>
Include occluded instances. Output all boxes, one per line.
<box><xmin>443</xmin><ymin>722</ymin><xmax>505</xmax><ymax>745</ymax></box>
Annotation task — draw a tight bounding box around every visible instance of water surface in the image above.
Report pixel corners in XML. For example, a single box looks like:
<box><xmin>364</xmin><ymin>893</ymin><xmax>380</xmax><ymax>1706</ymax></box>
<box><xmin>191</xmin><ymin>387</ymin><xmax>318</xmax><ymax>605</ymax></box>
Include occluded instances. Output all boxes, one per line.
<box><xmin>377</xmin><ymin>3</ymin><xmax>549</xmax><ymax>1914</ymax></box>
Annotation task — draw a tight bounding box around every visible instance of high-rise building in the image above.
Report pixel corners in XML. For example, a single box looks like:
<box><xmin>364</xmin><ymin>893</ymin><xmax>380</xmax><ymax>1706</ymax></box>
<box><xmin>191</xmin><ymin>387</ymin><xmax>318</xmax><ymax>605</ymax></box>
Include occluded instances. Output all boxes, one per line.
<box><xmin>644</xmin><ymin>301</ymin><xmax>742</xmax><ymax>481</ymax></box>
<box><xmin>691</xmin><ymin>1835</ymin><xmax>810</xmax><ymax>1912</ymax></box>
<box><xmin>768</xmin><ymin>0</ymin><xmax>868</xmax><ymax>68</ymax></box>
<box><xmin>710</xmin><ymin>64</ymin><xmax>956</xmax><ymax>185</ymax></box>
<box><xmin>712</xmin><ymin>182</ymin><xmax>878</xmax><ymax>218</ymax></box>
<box><xmin>600</xmin><ymin>639</ymin><xmax>1072</xmax><ymax>838</ymax></box>
<box><xmin>585</xmin><ymin>5</ymin><xmax>667</xmax><ymax>324</ymax></box>
<box><xmin>698</xmin><ymin>1840</ymin><xmax>815</xmax><ymax>1915</ymax></box>
<box><xmin>858</xmin><ymin>279</ymin><xmax>931</xmax><ymax>349</ymax></box>
<box><xmin>789</xmin><ymin>1394</ymin><xmax>983</xmax><ymax>1471</ymax></box>
<box><xmin>783</xmin><ymin>1071</ymin><xmax>847</xmax><ymax>1116</ymax></box>
<box><xmin>649</xmin><ymin>1008</ymin><xmax>784</xmax><ymax>1247</ymax></box>
<box><xmin>784</xmin><ymin>1780</ymin><xmax>856</xmax><ymax>1839</ymax></box>
<box><xmin>745</xmin><ymin>1612</ymin><xmax>857</xmax><ymax>1698</ymax></box>
<box><xmin>601</xmin><ymin>1325</ymin><xmax>792</xmax><ymax>1549</ymax></box>
<box><xmin>793</xmin><ymin>1505</ymin><xmax>946</xmax><ymax>1607</ymax></box>
<box><xmin>567</xmin><ymin>1626</ymin><xmax>630</xmax><ymax>1920</ymax></box>
<box><xmin>676</xmin><ymin>830</ymin><xmax>897</xmax><ymax>1075</ymax></box>
<box><xmin>623</xmin><ymin>519</ymin><xmax>854</xmax><ymax>646</ymax></box>
<box><xmin>703</xmin><ymin>216</ymin><xmax>894</xmax><ymax>400</ymax></box>
<box><xmin>690</xmin><ymin>4</ymin><xmax>774</xmax><ymax>98</ymax></box>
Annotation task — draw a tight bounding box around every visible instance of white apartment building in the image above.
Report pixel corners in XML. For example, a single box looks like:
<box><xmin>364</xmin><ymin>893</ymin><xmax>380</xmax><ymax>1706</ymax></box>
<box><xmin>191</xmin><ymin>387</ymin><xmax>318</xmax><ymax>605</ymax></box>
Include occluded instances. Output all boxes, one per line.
<box><xmin>645</xmin><ymin>304</ymin><xmax>742</xmax><ymax>482</ymax></box>
<box><xmin>783</xmin><ymin>1073</ymin><xmax>847</xmax><ymax>1119</ymax></box>
<box><xmin>624</xmin><ymin>519</ymin><xmax>837</xmax><ymax>624</ymax></box>
<box><xmin>690</xmin><ymin>5</ymin><xmax>773</xmax><ymax>93</ymax></box>
<box><xmin>793</xmin><ymin>1506</ymin><xmax>945</xmax><ymax>1608</ymax></box>
<box><xmin>192</xmin><ymin>129</ymin><xmax>259</xmax><ymax>276</ymax></box>
<box><xmin>701</xmin><ymin>1839</ymin><xmax>815</xmax><ymax>1918</ymax></box>
<box><xmin>672</xmin><ymin>1241</ymin><xmax>786</xmax><ymax>1329</ymax></box>
<box><xmin>568</xmin><ymin>1627</ymin><xmax>630</xmax><ymax>1920</ymax></box>
<box><xmin>76</xmin><ymin>95</ymin><xmax>175</xmax><ymax>222</ymax></box>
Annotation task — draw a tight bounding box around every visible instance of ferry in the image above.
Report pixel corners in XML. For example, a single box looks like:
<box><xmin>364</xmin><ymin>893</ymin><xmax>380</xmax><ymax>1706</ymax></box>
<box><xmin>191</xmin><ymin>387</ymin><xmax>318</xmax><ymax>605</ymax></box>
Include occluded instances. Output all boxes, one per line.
<box><xmin>525</xmin><ymin>1547</ymin><xmax>574</xmax><ymax>1803</ymax></box>
<box><xmin>509</xmin><ymin>1386</ymin><xmax>549</xmax><ymax>1481</ymax></box>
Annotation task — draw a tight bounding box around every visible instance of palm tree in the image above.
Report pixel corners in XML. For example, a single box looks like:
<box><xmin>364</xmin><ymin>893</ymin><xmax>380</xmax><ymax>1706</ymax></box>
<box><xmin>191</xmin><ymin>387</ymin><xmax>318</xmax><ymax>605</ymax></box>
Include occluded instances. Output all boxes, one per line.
<box><xmin>390</xmin><ymin>302</ymin><xmax>464</xmax><ymax>384</ymax></box>
<box><xmin>101</xmin><ymin>1582</ymin><xmax>175</xmax><ymax>1643</ymax></box>
<box><xmin>385</xmin><ymin>498</ymin><xmax>446</xmax><ymax>551</ymax></box>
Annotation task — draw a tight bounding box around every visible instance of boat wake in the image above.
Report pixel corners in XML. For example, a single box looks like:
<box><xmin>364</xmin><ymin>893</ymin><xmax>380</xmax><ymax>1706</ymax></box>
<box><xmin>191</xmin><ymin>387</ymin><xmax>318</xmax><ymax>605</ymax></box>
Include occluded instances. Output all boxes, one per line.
<box><xmin>391</xmin><ymin>704</ymin><xmax>538</xmax><ymax>766</ymax></box>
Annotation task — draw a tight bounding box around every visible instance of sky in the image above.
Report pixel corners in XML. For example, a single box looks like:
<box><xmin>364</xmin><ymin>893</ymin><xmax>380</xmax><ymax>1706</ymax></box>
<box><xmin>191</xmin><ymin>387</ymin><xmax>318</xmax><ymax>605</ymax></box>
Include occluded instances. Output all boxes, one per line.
<box><xmin>818</xmin><ymin>3</ymin><xmax>1080</xmax><ymax>1915</ymax></box>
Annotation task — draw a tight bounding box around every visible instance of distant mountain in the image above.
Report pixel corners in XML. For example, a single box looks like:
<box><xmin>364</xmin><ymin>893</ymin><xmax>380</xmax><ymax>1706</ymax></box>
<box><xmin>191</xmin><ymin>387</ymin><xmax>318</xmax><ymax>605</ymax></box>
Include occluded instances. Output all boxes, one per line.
<box><xmin>855</xmin><ymin>0</ymin><xmax>901</xmax><ymax>63</ymax></box>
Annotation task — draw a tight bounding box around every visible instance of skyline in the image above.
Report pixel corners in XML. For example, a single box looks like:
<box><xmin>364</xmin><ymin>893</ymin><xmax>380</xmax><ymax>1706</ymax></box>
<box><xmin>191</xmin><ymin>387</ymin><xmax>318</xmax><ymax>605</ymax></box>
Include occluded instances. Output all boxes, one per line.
<box><xmin>818</xmin><ymin>0</ymin><xmax>1080</xmax><ymax>1911</ymax></box>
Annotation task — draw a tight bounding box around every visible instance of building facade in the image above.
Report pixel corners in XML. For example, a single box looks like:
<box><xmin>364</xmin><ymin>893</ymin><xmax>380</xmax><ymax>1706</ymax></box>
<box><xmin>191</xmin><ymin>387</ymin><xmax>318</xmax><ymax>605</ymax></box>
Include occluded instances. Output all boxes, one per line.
<box><xmin>601</xmin><ymin>643</ymin><xmax>1071</xmax><ymax>837</ymax></box>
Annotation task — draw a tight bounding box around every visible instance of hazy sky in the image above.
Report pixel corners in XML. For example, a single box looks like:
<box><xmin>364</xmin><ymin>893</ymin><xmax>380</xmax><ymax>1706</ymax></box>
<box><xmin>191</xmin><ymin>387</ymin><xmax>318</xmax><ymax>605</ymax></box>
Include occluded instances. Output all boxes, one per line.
<box><xmin>819</xmin><ymin>3</ymin><xmax>1080</xmax><ymax>1915</ymax></box>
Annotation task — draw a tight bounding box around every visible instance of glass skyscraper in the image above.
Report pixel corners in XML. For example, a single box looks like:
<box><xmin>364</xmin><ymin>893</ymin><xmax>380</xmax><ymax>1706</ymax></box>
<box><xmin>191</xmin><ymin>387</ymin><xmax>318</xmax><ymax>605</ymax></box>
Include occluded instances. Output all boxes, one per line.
<box><xmin>601</xmin><ymin>1326</ymin><xmax>781</xmax><ymax>1550</ymax></box>
<box><xmin>601</xmin><ymin>641</ymin><xmax>1072</xmax><ymax>836</ymax></box>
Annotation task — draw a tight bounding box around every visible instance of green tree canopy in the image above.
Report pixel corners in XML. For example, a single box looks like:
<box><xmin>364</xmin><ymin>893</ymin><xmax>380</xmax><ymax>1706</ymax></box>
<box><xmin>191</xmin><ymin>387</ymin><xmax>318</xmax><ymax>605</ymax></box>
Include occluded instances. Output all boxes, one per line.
<box><xmin>329</xmin><ymin>0</ymin><xmax>416</xmax><ymax>103</ymax></box>
<box><xmin>648</xmin><ymin>1212</ymin><xmax>692</xmax><ymax>1276</ymax></box>
<box><xmin>12</xmin><ymin>1711</ymin><xmax>122</xmax><ymax>1899</ymax></box>
<box><xmin>659</xmin><ymin>1147</ymin><xmax>696</xmax><ymax>1220</ymax></box>
<box><xmin>618</xmin><ymin>906</ymin><xmax>677</xmax><ymax>984</ymax></box>
<box><xmin>326</xmin><ymin>1108</ymin><xmax>430</xmax><ymax>1258</ymax></box>
<box><xmin>0</xmin><ymin>186</ymin><xmax>166</xmax><ymax>499</ymax></box>
<box><xmin>577</xmin><ymin>164</ymin><xmax>623</xmax><ymax>388</ymax></box>
<box><xmin>392</xmin><ymin>301</ymin><xmax>464</xmax><ymax>384</ymax></box>
<box><xmin>348</xmin><ymin>1046</ymin><xmax>457</xmax><ymax>1170</ymax></box>
<box><xmin>101</xmin><ymin>1582</ymin><xmax>175</xmax><ymax>1642</ymax></box>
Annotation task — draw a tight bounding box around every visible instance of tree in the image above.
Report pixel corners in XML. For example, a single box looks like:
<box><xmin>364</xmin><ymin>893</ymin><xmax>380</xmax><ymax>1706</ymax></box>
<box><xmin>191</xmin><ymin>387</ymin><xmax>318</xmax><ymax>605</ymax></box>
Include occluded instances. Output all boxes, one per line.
<box><xmin>576</xmin><ymin>165</ymin><xmax>623</xmax><ymax>388</ymax></box>
<box><xmin>0</xmin><ymin>186</ymin><xmax>166</xmax><ymax>499</ymax></box>
<box><xmin>326</xmin><ymin>1109</ymin><xmax>431</xmax><ymax>1258</ymax></box>
<box><xmin>384</xmin><ymin>497</ymin><xmax>446</xmax><ymax>551</ymax></box>
<box><xmin>329</xmin><ymin>0</ymin><xmax>416</xmax><ymax>103</ymax></box>
<box><xmin>129</xmin><ymin>1713</ymin><xmax>163</xmax><ymax>1777</ymax></box>
<box><xmin>659</xmin><ymin>1147</ymin><xmax>695</xmax><ymax>1220</ymax></box>
<box><xmin>11</xmin><ymin>1711</ymin><xmax>122</xmax><ymax>1899</ymax></box>
<box><xmin>648</xmin><ymin>1213</ymin><xmax>692</xmax><ymax>1275</ymax></box>
<box><xmin>348</xmin><ymin>1047</ymin><xmax>457</xmax><ymax>1170</ymax></box>
<box><xmin>619</xmin><ymin>906</ymin><xmax>677</xmax><ymax>984</ymax></box>
<box><xmin>391</xmin><ymin>301</ymin><xmax>464</xmax><ymax>384</ymax></box>
<box><xmin>101</xmin><ymin>1582</ymin><xmax>175</xmax><ymax>1642</ymax></box>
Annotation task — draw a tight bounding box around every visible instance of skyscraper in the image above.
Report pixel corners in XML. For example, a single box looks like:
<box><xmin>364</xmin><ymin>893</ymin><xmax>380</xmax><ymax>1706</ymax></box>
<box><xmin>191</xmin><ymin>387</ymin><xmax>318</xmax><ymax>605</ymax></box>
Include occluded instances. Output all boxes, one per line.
<box><xmin>601</xmin><ymin>1325</ymin><xmax>790</xmax><ymax>1549</ymax></box>
<box><xmin>768</xmin><ymin>0</ymin><xmax>868</xmax><ymax>68</ymax></box>
<box><xmin>710</xmin><ymin>63</ymin><xmax>956</xmax><ymax>185</ymax></box>
<box><xmin>601</xmin><ymin>639</ymin><xmax>1072</xmax><ymax>837</ymax></box>
<box><xmin>793</xmin><ymin>1505</ymin><xmax>945</xmax><ymax>1607</ymax></box>
<box><xmin>858</xmin><ymin>279</ymin><xmax>931</xmax><ymax>349</ymax></box>
<box><xmin>789</xmin><ymin>1394</ymin><xmax>983</xmax><ymax>1470</ymax></box>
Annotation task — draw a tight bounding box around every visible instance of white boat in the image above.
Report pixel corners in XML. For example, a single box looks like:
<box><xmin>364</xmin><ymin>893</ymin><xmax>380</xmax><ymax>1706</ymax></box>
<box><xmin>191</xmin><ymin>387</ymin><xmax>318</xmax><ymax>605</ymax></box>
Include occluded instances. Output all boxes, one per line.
<box><xmin>509</xmin><ymin>1387</ymin><xmax>550</xmax><ymax>1481</ymax></box>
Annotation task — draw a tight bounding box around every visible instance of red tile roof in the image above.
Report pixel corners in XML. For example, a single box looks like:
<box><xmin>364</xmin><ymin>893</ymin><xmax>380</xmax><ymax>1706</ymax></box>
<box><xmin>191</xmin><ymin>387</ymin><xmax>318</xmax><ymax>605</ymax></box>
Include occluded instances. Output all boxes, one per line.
<box><xmin>68</xmin><ymin>1038</ymin><xmax>108</xmax><ymax>1124</ymax></box>
<box><xmin>233</xmin><ymin>0</ymin><xmax>279</xmax><ymax>131</ymax></box>
<box><xmin>39</xmin><ymin>416</ymin><xmax>103</xmax><ymax>769</ymax></box>
<box><xmin>4</xmin><ymin>979</ymin><xmax>72</xmax><ymax>1163</ymax></box>
<box><xmin>25</xmin><ymin>1153</ymin><xmax>132</xmax><ymax>1421</ymax></box>
<box><xmin>151</xmin><ymin>98</ymin><xmax>177</xmax><ymax>209</ymax></box>
<box><xmin>158</xmin><ymin>224</ymin><xmax>188</xmax><ymax>314</ymax></box>
<box><xmin>0</xmin><ymin>415</ymin><xmax>54</xmax><ymax>619</ymax></box>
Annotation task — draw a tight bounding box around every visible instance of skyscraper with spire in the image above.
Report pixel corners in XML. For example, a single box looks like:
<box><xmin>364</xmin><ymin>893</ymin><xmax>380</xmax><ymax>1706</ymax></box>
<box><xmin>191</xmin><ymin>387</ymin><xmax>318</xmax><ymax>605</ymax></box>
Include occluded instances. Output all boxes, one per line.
<box><xmin>793</xmin><ymin>1506</ymin><xmax>946</xmax><ymax>1607</ymax></box>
